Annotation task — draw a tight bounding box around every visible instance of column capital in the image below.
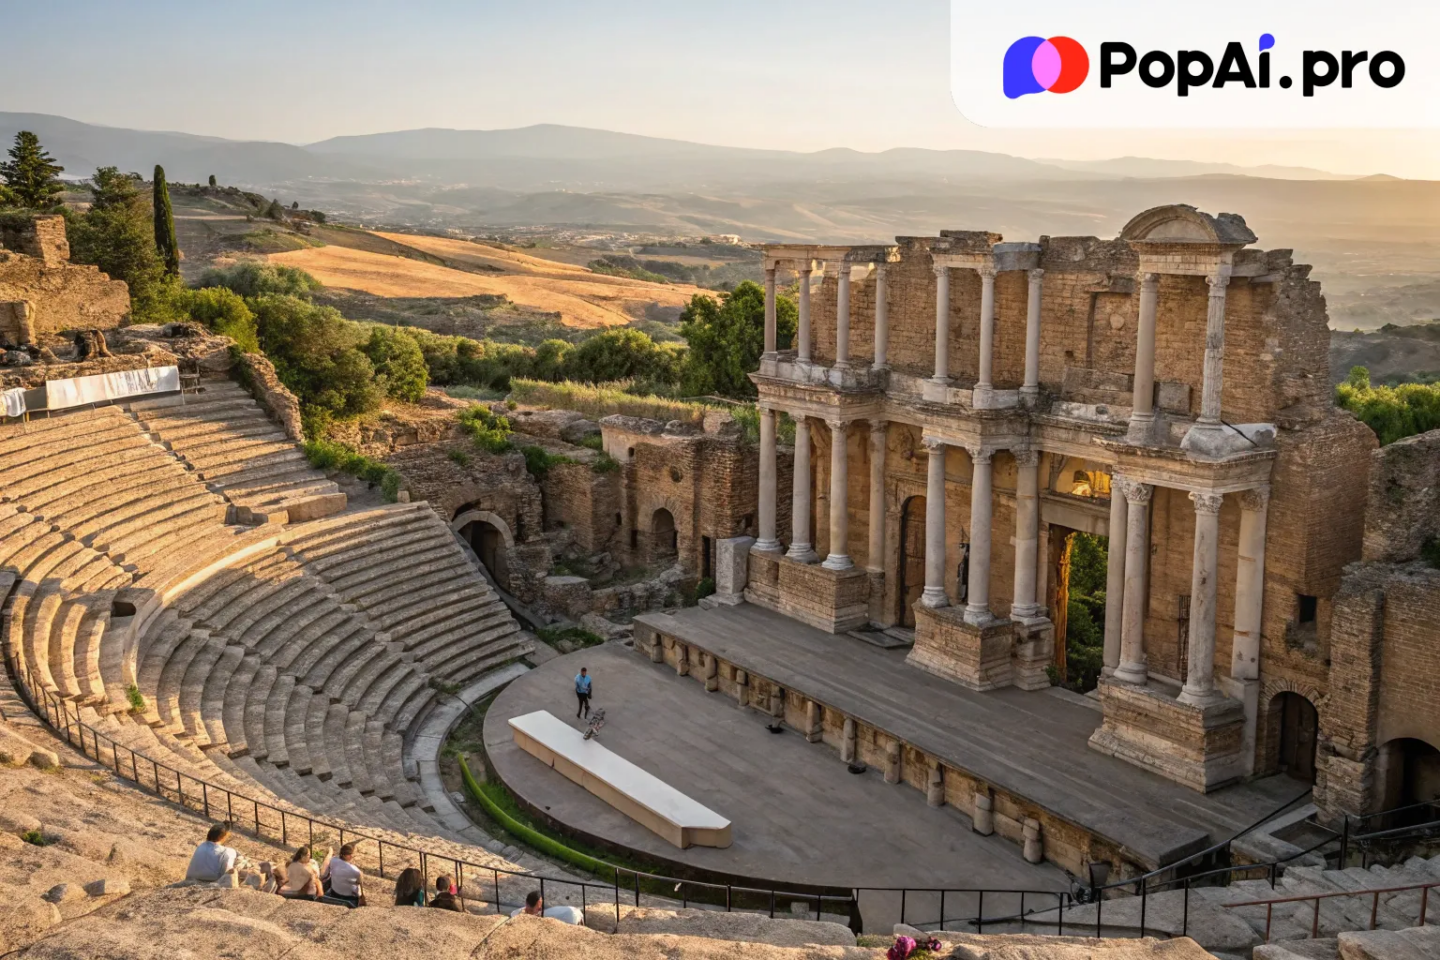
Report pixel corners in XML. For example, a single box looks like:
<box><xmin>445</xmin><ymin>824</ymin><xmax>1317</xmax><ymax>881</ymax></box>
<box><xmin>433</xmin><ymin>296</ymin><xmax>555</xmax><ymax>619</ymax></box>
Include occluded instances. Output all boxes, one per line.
<box><xmin>933</xmin><ymin>264</ymin><xmax>949</xmax><ymax>279</ymax></box>
<box><xmin>798</xmin><ymin>263</ymin><xmax>813</xmax><ymax>276</ymax></box>
<box><xmin>1027</xmin><ymin>267</ymin><xmax>1044</xmax><ymax>283</ymax></box>
<box><xmin>1137</xmin><ymin>270</ymin><xmax>1159</xmax><ymax>287</ymax></box>
<box><xmin>1012</xmin><ymin>448</ymin><xmax>1040</xmax><ymax>467</ymax></box>
<box><xmin>921</xmin><ymin>436</ymin><xmax>947</xmax><ymax>452</ymax></box>
<box><xmin>874</xmin><ymin>262</ymin><xmax>887</xmax><ymax>277</ymax></box>
<box><xmin>1189</xmin><ymin>490</ymin><xmax>1225</xmax><ymax>515</ymax></box>
<box><xmin>1239</xmin><ymin>485</ymin><xmax>1270</xmax><ymax>511</ymax></box>
<box><xmin>868</xmin><ymin>418</ymin><xmax>888</xmax><ymax>434</ymax></box>
<box><xmin>1206</xmin><ymin>270</ymin><xmax>1230</xmax><ymax>291</ymax></box>
<box><xmin>977</xmin><ymin>263</ymin><xmax>997</xmax><ymax>280</ymax></box>
<box><xmin>966</xmin><ymin>445</ymin><xmax>994</xmax><ymax>465</ymax></box>
<box><xmin>764</xmin><ymin>266</ymin><xmax>776</xmax><ymax>279</ymax></box>
<box><xmin>825</xmin><ymin>417</ymin><xmax>847</xmax><ymax>433</ymax></box>
<box><xmin>1117</xmin><ymin>478</ymin><xmax>1153</xmax><ymax>505</ymax></box>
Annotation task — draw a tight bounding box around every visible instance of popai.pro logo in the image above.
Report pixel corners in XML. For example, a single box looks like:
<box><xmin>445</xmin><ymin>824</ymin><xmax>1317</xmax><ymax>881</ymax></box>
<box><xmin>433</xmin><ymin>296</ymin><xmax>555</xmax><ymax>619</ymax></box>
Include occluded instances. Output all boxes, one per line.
<box><xmin>1004</xmin><ymin>36</ymin><xmax>1089</xmax><ymax>98</ymax></box>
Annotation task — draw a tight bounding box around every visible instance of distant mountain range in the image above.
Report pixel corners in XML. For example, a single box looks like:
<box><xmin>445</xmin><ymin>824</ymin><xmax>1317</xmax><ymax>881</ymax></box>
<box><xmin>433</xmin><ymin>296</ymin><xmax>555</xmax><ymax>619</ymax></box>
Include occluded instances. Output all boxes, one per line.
<box><xmin>0</xmin><ymin>112</ymin><xmax>1379</xmax><ymax>195</ymax></box>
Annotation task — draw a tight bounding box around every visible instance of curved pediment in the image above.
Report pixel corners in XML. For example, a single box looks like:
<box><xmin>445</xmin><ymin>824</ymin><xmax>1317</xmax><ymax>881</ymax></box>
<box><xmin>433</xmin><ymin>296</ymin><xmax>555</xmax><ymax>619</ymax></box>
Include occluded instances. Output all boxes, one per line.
<box><xmin>1120</xmin><ymin>204</ymin><xmax>1257</xmax><ymax>246</ymax></box>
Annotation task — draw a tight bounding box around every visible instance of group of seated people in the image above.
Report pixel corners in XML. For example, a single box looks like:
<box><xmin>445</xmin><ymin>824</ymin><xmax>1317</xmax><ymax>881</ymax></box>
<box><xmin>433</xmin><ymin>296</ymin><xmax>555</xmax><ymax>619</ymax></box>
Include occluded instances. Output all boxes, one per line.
<box><xmin>184</xmin><ymin>823</ymin><xmax>582</xmax><ymax>922</ymax></box>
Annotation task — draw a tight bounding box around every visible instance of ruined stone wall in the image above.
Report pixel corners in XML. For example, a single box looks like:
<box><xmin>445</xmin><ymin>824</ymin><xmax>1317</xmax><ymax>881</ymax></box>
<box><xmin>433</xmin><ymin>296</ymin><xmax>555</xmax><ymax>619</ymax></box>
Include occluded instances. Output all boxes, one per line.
<box><xmin>806</xmin><ymin>237</ymin><xmax>1323</xmax><ymax>424</ymax></box>
<box><xmin>234</xmin><ymin>352</ymin><xmax>304</xmax><ymax>442</ymax></box>
<box><xmin>0</xmin><ymin>216</ymin><xmax>129</xmax><ymax>342</ymax></box>
<box><xmin>381</xmin><ymin>443</ymin><xmax>543</xmax><ymax>547</ymax></box>
<box><xmin>542</xmin><ymin>462</ymin><xmax>621</xmax><ymax>553</ymax></box>
<box><xmin>1360</xmin><ymin>428</ymin><xmax>1440</xmax><ymax>564</ymax></box>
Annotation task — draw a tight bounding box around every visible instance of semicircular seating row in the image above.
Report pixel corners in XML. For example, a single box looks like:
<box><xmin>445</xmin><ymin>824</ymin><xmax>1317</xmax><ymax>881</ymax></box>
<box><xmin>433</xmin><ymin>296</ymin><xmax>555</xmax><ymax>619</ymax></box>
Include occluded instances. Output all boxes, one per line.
<box><xmin>0</xmin><ymin>387</ymin><xmax>532</xmax><ymax>854</ymax></box>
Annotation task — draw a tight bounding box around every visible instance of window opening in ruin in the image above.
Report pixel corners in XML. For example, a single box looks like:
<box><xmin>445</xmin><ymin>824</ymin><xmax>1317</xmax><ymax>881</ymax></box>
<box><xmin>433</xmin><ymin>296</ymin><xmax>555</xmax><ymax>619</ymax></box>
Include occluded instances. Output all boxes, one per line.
<box><xmin>627</xmin><ymin>447</ymin><xmax>635</xmax><ymax>460</ymax></box>
<box><xmin>898</xmin><ymin>495</ymin><xmax>927</xmax><ymax>628</ymax></box>
<box><xmin>1274</xmin><ymin>692</ymin><xmax>1319</xmax><ymax>783</ymax></box>
<box><xmin>651</xmin><ymin>508</ymin><xmax>678</xmax><ymax>563</ymax></box>
<box><xmin>702</xmin><ymin>536</ymin><xmax>713</xmax><ymax>580</ymax></box>
<box><xmin>614</xmin><ymin>512</ymin><xmax>622</xmax><ymax>528</ymax></box>
<box><xmin>1298</xmin><ymin>594</ymin><xmax>1318</xmax><ymax>624</ymax></box>
<box><xmin>110</xmin><ymin>600</ymin><xmax>136</xmax><ymax>618</ymax></box>
<box><xmin>630</xmin><ymin>529</ymin><xmax>638</xmax><ymax>550</ymax></box>
<box><xmin>1048</xmin><ymin>529</ymin><xmax>1108</xmax><ymax>694</ymax></box>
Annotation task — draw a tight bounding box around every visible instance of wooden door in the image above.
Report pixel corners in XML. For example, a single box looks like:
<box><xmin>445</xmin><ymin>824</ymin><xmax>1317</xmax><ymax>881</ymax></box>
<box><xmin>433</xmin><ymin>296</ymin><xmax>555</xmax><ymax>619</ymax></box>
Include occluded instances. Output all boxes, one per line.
<box><xmin>899</xmin><ymin>496</ymin><xmax>926</xmax><ymax>627</ymax></box>
<box><xmin>1279</xmin><ymin>693</ymin><xmax>1318</xmax><ymax>783</ymax></box>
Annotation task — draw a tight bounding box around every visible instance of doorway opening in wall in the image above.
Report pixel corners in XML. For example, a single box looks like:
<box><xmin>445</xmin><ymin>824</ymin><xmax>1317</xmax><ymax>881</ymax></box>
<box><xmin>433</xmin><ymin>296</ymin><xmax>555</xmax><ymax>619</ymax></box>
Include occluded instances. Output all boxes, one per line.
<box><xmin>1273</xmin><ymin>692</ymin><xmax>1319</xmax><ymax>784</ymax></box>
<box><xmin>651</xmin><ymin>508</ymin><xmax>678</xmax><ymax>564</ymax></box>
<box><xmin>702</xmin><ymin>535</ymin><xmax>713</xmax><ymax>580</ymax></box>
<box><xmin>1380</xmin><ymin>737</ymin><xmax>1440</xmax><ymax>825</ymax></box>
<box><xmin>898</xmin><ymin>495</ymin><xmax>926</xmax><ymax>628</ymax></box>
<box><xmin>459</xmin><ymin>518</ymin><xmax>510</xmax><ymax>589</ymax></box>
<box><xmin>1047</xmin><ymin>529</ymin><xmax>1108</xmax><ymax>693</ymax></box>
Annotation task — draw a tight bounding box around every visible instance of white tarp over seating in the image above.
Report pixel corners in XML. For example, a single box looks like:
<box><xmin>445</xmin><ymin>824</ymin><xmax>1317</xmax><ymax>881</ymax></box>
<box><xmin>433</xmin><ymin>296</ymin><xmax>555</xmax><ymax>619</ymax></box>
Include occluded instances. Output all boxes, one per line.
<box><xmin>44</xmin><ymin>365</ymin><xmax>179</xmax><ymax>411</ymax></box>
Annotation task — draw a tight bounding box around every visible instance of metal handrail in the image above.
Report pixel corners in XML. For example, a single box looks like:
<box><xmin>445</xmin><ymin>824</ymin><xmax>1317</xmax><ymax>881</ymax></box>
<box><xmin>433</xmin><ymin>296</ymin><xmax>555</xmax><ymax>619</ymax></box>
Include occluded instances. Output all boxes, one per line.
<box><xmin>1223</xmin><ymin>878</ymin><xmax>1438</xmax><ymax>941</ymax></box>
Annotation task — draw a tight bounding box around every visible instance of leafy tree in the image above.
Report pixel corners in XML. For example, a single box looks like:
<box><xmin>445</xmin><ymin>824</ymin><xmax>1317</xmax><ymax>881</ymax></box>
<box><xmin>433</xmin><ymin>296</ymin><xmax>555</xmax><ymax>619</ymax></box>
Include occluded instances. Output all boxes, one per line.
<box><xmin>197</xmin><ymin>260</ymin><xmax>321</xmax><ymax>299</ymax></box>
<box><xmin>533</xmin><ymin>338</ymin><xmax>571</xmax><ymax>381</ymax></box>
<box><xmin>182</xmin><ymin>287</ymin><xmax>258</xmax><ymax>352</ymax></box>
<box><xmin>678</xmin><ymin>280</ymin><xmax>796</xmax><ymax>399</ymax></box>
<box><xmin>561</xmin><ymin>328</ymin><xmax>677</xmax><ymax>385</ymax></box>
<box><xmin>152</xmin><ymin>165</ymin><xmax>180</xmax><ymax>276</ymax></box>
<box><xmin>0</xmin><ymin>181</ymin><xmax>14</xmax><ymax>207</ymax></box>
<box><xmin>67</xmin><ymin>167</ymin><xmax>184</xmax><ymax>323</ymax></box>
<box><xmin>0</xmin><ymin>131</ymin><xmax>64</xmax><ymax>210</ymax></box>
<box><xmin>361</xmin><ymin>325</ymin><xmax>429</xmax><ymax>402</ymax></box>
<box><xmin>249</xmin><ymin>295</ymin><xmax>383</xmax><ymax>430</ymax></box>
<box><xmin>208</xmin><ymin>174</ymin><xmax>217</xmax><ymax>188</ymax></box>
<box><xmin>1336</xmin><ymin>365</ymin><xmax>1440</xmax><ymax>445</ymax></box>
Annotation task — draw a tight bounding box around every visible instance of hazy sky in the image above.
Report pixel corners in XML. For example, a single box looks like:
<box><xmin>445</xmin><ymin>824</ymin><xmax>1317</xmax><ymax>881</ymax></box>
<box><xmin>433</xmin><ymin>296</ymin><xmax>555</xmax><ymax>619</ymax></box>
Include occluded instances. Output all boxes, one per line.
<box><xmin>3</xmin><ymin>0</ymin><xmax>1437</xmax><ymax>177</ymax></box>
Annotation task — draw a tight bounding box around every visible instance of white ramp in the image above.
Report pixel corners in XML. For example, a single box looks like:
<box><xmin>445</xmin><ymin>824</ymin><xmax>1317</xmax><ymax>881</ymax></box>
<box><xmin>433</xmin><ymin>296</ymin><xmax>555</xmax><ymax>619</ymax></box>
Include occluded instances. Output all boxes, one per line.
<box><xmin>508</xmin><ymin>710</ymin><xmax>731</xmax><ymax>849</ymax></box>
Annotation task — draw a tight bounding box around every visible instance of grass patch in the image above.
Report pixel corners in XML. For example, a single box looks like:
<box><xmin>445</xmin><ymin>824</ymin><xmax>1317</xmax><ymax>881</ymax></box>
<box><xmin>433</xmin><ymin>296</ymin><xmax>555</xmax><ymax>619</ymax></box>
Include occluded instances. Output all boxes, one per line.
<box><xmin>457</xmin><ymin>404</ymin><xmax>514</xmax><ymax>454</ymax></box>
<box><xmin>591</xmin><ymin>452</ymin><xmax>619</xmax><ymax>474</ymax></box>
<box><xmin>446</xmin><ymin>385</ymin><xmax>508</xmax><ymax>402</ymax></box>
<box><xmin>510</xmin><ymin>379</ymin><xmax>709</xmax><ymax>426</ymax></box>
<box><xmin>303</xmin><ymin>439</ymin><xmax>403</xmax><ymax>502</ymax></box>
<box><xmin>520</xmin><ymin>444</ymin><xmax>576</xmax><ymax>480</ymax></box>
<box><xmin>536</xmin><ymin>625</ymin><xmax>605</xmax><ymax>650</ymax></box>
<box><xmin>446</xmin><ymin>446</ymin><xmax>472</xmax><ymax>467</ymax></box>
<box><xmin>577</xmin><ymin>433</ymin><xmax>604</xmax><ymax>451</ymax></box>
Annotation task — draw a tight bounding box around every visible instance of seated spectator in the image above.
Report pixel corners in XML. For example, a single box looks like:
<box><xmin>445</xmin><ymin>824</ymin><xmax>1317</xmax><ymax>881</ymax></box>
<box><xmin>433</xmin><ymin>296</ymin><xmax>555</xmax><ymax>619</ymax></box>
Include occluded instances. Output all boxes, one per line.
<box><xmin>429</xmin><ymin>875</ymin><xmax>464</xmax><ymax>912</ymax></box>
<box><xmin>511</xmin><ymin>890</ymin><xmax>584</xmax><ymax>925</ymax></box>
<box><xmin>321</xmin><ymin>843</ymin><xmax>364</xmax><ymax>907</ymax></box>
<box><xmin>185</xmin><ymin>822</ymin><xmax>239</xmax><ymax>882</ymax></box>
<box><xmin>280</xmin><ymin>845</ymin><xmax>325</xmax><ymax>899</ymax></box>
<box><xmin>393</xmin><ymin>868</ymin><xmax>426</xmax><ymax>907</ymax></box>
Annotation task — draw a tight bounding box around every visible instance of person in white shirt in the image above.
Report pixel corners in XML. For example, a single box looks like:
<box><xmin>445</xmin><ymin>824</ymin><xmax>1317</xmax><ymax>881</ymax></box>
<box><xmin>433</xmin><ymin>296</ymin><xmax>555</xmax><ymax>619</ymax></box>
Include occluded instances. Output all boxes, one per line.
<box><xmin>322</xmin><ymin>843</ymin><xmax>363</xmax><ymax>907</ymax></box>
<box><xmin>512</xmin><ymin>890</ymin><xmax>584</xmax><ymax>924</ymax></box>
<box><xmin>185</xmin><ymin>823</ymin><xmax>239</xmax><ymax>882</ymax></box>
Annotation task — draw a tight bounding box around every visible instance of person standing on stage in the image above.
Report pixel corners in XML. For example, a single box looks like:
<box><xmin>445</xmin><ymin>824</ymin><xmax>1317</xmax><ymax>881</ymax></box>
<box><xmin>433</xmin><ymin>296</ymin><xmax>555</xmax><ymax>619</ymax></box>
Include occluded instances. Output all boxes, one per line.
<box><xmin>575</xmin><ymin>666</ymin><xmax>592</xmax><ymax>719</ymax></box>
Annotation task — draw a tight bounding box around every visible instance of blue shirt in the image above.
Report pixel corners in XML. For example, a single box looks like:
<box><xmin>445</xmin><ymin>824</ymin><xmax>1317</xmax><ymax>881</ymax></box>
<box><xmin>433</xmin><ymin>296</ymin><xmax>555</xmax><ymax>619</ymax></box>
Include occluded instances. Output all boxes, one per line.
<box><xmin>575</xmin><ymin>674</ymin><xmax>592</xmax><ymax>696</ymax></box>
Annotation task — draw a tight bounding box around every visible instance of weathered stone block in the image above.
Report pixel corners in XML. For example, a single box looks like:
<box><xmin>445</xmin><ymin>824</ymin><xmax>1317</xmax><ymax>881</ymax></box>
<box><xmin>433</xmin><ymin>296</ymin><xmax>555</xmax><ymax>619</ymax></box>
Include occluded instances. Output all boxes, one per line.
<box><xmin>773</xmin><ymin>557</ymin><xmax>870</xmax><ymax>633</ymax></box>
<box><xmin>908</xmin><ymin>605</ymin><xmax>1016</xmax><ymax>691</ymax></box>
<box><xmin>713</xmin><ymin>536</ymin><xmax>754</xmax><ymax>602</ymax></box>
<box><xmin>1088</xmin><ymin>679</ymin><xmax>1246</xmax><ymax>792</ymax></box>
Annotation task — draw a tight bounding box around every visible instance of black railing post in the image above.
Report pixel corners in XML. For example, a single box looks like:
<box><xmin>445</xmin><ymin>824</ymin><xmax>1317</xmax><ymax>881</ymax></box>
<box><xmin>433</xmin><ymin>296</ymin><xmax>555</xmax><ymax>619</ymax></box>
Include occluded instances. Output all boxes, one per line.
<box><xmin>495</xmin><ymin>869</ymin><xmax>501</xmax><ymax>915</ymax></box>
<box><xmin>1139</xmin><ymin>876</ymin><xmax>1147</xmax><ymax>938</ymax></box>
<box><xmin>1340</xmin><ymin>815</ymin><xmax>1350</xmax><ymax>867</ymax></box>
<box><xmin>613</xmin><ymin>868</ymin><xmax>619</xmax><ymax>927</ymax></box>
<box><xmin>977</xmin><ymin>890</ymin><xmax>984</xmax><ymax>934</ymax></box>
<box><xmin>1182</xmin><ymin>878</ymin><xmax>1190</xmax><ymax>936</ymax></box>
<box><xmin>1057</xmin><ymin>893</ymin><xmax>1065</xmax><ymax>936</ymax></box>
<box><xmin>1096</xmin><ymin>892</ymin><xmax>1103</xmax><ymax>939</ymax></box>
<box><xmin>769</xmin><ymin>888</ymin><xmax>775</xmax><ymax>919</ymax></box>
<box><xmin>940</xmin><ymin>890</ymin><xmax>946</xmax><ymax>930</ymax></box>
<box><xmin>203</xmin><ymin>782</ymin><xmax>210</xmax><ymax>818</ymax></box>
<box><xmin>634</xmin><ymin>871</ymin><xmax>640</xmax><ymax>907</ymax></box>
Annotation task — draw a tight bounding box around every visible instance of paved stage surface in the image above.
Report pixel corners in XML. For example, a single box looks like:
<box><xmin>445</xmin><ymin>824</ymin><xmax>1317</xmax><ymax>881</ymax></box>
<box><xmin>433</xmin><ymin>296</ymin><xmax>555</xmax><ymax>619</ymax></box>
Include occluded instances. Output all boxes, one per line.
<box><xmin>634</xmin><ymin>604</ymin><xmax>1309</xmax><ymax>870</ymax></box>
<box><xmin>485</xmin><ymin>641</ymin><xmax>1070</xmax><ymax>892</ymax></box>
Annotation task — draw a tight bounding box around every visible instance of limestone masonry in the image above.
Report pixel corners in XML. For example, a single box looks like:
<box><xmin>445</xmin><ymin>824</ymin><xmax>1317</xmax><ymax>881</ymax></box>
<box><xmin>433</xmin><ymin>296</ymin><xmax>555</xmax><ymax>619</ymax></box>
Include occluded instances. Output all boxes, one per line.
<box><xmin>0</xmin><ymin>215</ymin><xmax>130</xmax><ymax>344</ymax></box>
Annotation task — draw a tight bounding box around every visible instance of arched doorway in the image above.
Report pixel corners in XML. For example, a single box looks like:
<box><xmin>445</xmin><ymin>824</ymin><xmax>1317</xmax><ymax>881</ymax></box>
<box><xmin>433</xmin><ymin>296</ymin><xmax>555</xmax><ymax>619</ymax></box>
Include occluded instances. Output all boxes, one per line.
<box><xmin>651</xmin><ymin>508</ymin><xmax>677</xmax><ymax>563</ymax></box>
<box><xmin>898</xmin><ymin>495</ymin><xmax>926</xmax><ymax>627</ymax></box>
<box><xmin>1380</xmin><ymin>738</ymin><xmax>1440</xmax><ymax>818</ymax></box>
<box><xmin>451</xmin><ymin>509</ymin><xmax>515</xmax><ymax>590</ymax></box>
<box><xmin>1274</xmin><ymin>692</ymin><xmax>1319</xmax><ymax>783</ymax></box>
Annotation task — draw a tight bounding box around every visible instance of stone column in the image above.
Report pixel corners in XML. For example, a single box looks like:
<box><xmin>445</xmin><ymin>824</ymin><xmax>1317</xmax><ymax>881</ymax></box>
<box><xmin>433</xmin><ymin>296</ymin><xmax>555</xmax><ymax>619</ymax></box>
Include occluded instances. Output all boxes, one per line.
<box><xmin>763</xmin><ymin>266</ymin><xmax>777</xmax><ymax>359</ymax></box>
<box><xmin>964</xmin><ymin>447</ymin><xmax>994</xmax><ymax>626</ymax></box>
<box><xmin>1102</xmin><ymin>480</ymin><xmax>1129</xmax><ymax>675</ymax></box>
<box><xmin>867</xmin><ymin>420</ymin><xmax>887</xmax><ymax>573</ymax></box>
<box><xmin>1231</xmin><ymin>487</ymin><xmax>1270</xmax><ymax>682</ymax></box>
<box><xmin>1180</xmin><ymin>491</ymin><xmax>1225</xmax><ymax>705</ymax></box>
<box><xmin>1021</xmin><ymin>268</ymin><xmax>1044</xmax><ymax>403</ymax></box>
<box><xmin>932</xmin><ymin>265</ymin><xmax>950</xmax><ymax>383</ymax></box>
<box><xmin>1011</xmin><ymin>449</ymin><xmax>1041</xmax><ymax>618</ymax></box>
<box><xmin>823</xmin><ymin>419</ymin><xmax>852</xmax><ymax>571</ymax></box>
<box><xmin>797</xmin><ymin>263</ymin><xmax>813</xmax><ymax>364</ymax></box>
<box><xmin>872</xmin><ymin>263</ymin><xmax>889</xmax><ymax>371</ymax></box>
<box><xmin>1128</xmin><ymin>272</ymin><xmax>1159</xmax><ymax>442</ymax></box>
<box><xmin>1114</xmin><ymin>479</ymin><xmax>1153</xmax><ymax>685</ymax></box>
<box><xmin>834</xmin><ymin>263</ymin><xmax>851</xmax><ymax>369</ymax></box>
<box><xmin>787</xmin><ymin>416</ymin><xmax>817</xmax><ymax>562</ymax></box>
<box><xmin>976</xmin><ymin>265</ymin><xmax>997</xmax><ymax>397</ymax></box>
<box><xmin>921</xmin><ymin>437</ymin><xmax>948</xmax><ymax>608</ymax></box>
<box><xmin>1196</xmin><ymin>270</ymin><xmax>1230</xmax><ymax>431</ymax></box>
<box><xmin>754</xmin><ymin>405</ymin><xmax>781</xmax><ymax>552</ymax></box>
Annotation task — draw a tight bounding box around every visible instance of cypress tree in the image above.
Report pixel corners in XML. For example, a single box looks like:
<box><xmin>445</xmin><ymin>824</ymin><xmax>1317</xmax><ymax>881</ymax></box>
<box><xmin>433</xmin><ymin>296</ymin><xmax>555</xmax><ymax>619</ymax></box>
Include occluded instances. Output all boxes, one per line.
<box><xmin>153</xmin><ymin>164</ymin><xmax>180</xmax><ymax>276</ymax></box>
<box><xmin>0</xmin><ymin>131</ymin><xmax>65</xmax><ymax>210</ymax></box>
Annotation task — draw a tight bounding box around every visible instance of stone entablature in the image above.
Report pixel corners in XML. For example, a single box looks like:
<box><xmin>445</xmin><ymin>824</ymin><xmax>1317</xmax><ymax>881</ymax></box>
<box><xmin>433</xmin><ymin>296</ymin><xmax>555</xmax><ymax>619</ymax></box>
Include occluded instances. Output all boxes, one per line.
<box><xmin>744</xmin><ymin>204</ymin><xmax>1376</xmax><ymax>794</ymax></box>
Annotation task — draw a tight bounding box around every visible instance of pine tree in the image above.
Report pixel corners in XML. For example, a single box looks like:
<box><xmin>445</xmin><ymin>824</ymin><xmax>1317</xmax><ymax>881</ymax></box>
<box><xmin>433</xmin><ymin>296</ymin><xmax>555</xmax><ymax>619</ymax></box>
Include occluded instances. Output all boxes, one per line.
<box><xmin>208</xmin><ymin>174</ymin><xmax>217</xmax><ymax>188</ymax></box>
<box><xmin>152</xmin><ymin>165</ymin><xmax>180</xmax><ymax>276</ymax></box>
<box><xmin>0</xmin><ymin>131</ymin><xmax>65</xmax><ymax>210</ymax></box>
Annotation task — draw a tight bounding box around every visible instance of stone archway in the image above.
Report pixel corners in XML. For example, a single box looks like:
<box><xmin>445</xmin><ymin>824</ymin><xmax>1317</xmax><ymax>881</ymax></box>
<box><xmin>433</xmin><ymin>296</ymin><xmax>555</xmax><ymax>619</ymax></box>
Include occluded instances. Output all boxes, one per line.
<box><xmin>897</xmin><ymin>495</ymin><xmax>926</xmax><ymax>628</ymax></box>
<box><xmin>650</xmin><ymin>508</ymin><xmax>678</xmax><ymax>564</ymax></box>
<box><xmin>1379</xmin><ymin>737</ymin><xmax>1440</xmax><ymax>816</ymax></box>
<box><xmin>452</xmin><ymin>509</ymin><xmax>515</xmax><ymax>588</ymax></box>
<box><xmin>1258</xmin><ymin>679</ymin><xmax>1327</xmax><ymax>780</ymax></box>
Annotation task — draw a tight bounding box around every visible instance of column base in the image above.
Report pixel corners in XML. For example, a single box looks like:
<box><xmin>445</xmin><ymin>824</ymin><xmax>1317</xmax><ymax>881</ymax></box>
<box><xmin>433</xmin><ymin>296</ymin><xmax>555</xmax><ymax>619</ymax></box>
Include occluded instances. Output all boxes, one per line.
<box><xmin>821</xmin><ymin>554</ymin><xmax>854</xmax><ymax>572</ymax></box>
<box><xmin>1177</xmin><ymin>682</ymin><xmax>1228</xmax><ymax>708</ymax></box>
<box><xmin>1019</xmin><ymin>384</ymin><xmax>1040</xmax><ymax>407</ymax></box>
<box><xmin>963</xmin><ymin>603</ymin><xmax>994</xmax><ymax>627</ymax></box>
<box><xmin>785</xmin><ymin>543</ymin><xmax>819</xmax><ymax>564</ymax></box>
<box><xmin>971</xmin><ymin>384</ymin><xmax>995</xmax><ymax>409</ymax></box>
<box><xmin>1088</xmin><ymin>678</ymin><xmax>1246</xmax><ymax>793</ymax></box>
<box><xmin>922</xmin><ymin>377</ymin><xmax>952</xmax><ymax>402</ymax></box>
<box><xmin>751</xmin><ymin>539</ymin><xmax>782</xmax><ymax>554</ymax></box>
<box><xmin>1112</xmin><ymin>659</ymin><xmax>1149</xmax><ymax>685</ymax></box>
<box><xmin>908</xmin><ymin>604</ymin><xmax>1015</xmax><ymax>691</ymax></box>
<box><xmin>919</xmin><ymin>587</ymin><xmax>949</xmax><ymax>609</ymax></box>
<box><xmin>1126</xmin><ymin>413</ymin><xmax>1160</xmax><ymax>446</ymax></box>
<box><xmin>773</xmin><ymin>555</ymin><xmax>870</xmax><ymax>633</ymax></box>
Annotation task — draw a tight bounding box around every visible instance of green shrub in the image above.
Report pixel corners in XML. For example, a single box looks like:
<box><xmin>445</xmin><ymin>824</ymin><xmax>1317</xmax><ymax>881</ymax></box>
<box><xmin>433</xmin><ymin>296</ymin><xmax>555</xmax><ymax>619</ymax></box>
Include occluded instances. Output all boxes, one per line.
<box><xmin>560</xmin><ymin>328</ymin><xmax>678</xmax><ymax>385</ymax></box>
<box><xmin>446</xmin><ymin>446</ymin><xmax>472</xmax><ymax>467</ymax></box>
<box><xmin>20</xmin><ymin>830</ymin><xmax>54</xmax><ymax>847</ymax></box>
<box><xmin>125</xmin><ymin>684</ymin><xmax>146</xmax><ymax>713</ymax></box>
<box><xmin>251</xmin><ymin>295</ymin><xmax>383</xmax><ymax>427</ymax></box>
<box><xmin>536</xmin><ymin>626</ymin><xmax>605</xmax><ymax>649</ymax></box>
<box><xmin>679</xmin><ymin>280</ymin><xmax>796</xmax><ymax>400</ymax></box>
<box><xmin>519</xmin><ymin>444</ymin><xmax>575</xmax><ymax>479</ymax></box>
<box><xmin>591</xmin><ymin>452</ymin><xmax>619</xmax><ymax>474</ymax></box>
<box><xmin>182</xmin><ymin>287</ymin><xmax>259</xmax><ymax>353</ymax></box>
<box><xmin>303</xmin><ymin>439</ymin><xmax>403</xmax><ymax>502</ymax></box>
<box><xmin>197</xmin><ymin>260</ymin><xmax>322</xmax><ymax>299</ymax></box>
<box><xmin>457</xmin><ymin>404</ymin><xmax>513</xmax><ymax>454</ymax></box>
<box><xmin>695</xmin><ymin>577</ymin><xmax>716</xmax><ymax>600</ymax></box>
<box><xmin>1337</xmin><ymin>366</ymin><xmax>1440</xmax><ymax>445</ymax></box>
<box><xmin>361</xmin><ymin>325</ymin><xmax>429</xmax><ymax>403</ymax></box>
<box><xmin>577</xmin><ymin>433</ymin><xmax>604</xmax><ymax>451</ymax></box>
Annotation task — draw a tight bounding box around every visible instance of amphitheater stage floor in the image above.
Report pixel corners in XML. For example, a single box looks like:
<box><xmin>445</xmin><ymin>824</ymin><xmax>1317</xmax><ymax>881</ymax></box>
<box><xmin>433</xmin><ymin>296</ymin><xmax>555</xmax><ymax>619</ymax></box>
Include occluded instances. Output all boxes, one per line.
<box><xmin>628</xmin><ymin>603</ymin><xmax>1309</xmax><ymax>874</ymax></box>
<box><xmin>484</xmin><ymin>641</ymin><xmax>1070</xmax><ymax>893</ymax></box>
